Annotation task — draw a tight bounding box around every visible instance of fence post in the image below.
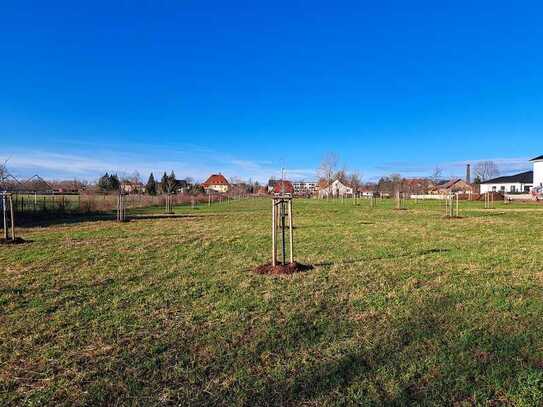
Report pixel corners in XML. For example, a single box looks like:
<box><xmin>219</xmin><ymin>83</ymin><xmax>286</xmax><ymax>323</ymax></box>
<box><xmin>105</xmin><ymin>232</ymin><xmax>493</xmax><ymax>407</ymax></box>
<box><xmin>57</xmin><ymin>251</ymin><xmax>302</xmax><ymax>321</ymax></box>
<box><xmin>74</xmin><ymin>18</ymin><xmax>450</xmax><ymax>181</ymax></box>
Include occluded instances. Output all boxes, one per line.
<box><xmin>2</xmin><ymin>194</ymin><xmax>7</xmax><ymax>240</ymax></box>
<box><xmin>9</xmin><ymin>195</ymin><xmax>15</xmax><ymax>240</ymax></box>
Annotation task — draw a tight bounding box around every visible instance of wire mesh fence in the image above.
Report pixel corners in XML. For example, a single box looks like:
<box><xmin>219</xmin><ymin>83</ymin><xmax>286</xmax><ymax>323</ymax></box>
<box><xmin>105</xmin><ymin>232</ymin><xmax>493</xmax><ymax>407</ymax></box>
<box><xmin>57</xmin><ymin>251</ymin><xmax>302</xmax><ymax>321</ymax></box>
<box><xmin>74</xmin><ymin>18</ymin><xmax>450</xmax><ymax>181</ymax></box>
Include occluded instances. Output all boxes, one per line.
<box><xmin>10</xmin><ymin>192</ymin><xmax>254</xmax><ymax>216</ymax></box>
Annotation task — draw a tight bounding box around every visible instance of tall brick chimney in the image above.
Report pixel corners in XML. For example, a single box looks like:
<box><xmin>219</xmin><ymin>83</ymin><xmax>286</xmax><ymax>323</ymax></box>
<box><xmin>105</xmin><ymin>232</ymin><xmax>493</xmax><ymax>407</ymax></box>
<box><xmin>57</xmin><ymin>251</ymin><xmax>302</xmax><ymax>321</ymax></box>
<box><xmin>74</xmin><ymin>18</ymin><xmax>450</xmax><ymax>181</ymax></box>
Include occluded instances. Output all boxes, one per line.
<box><xmin>466</xmin><ymin>164</ymin><xmax>471</xmax><ymax>183</ymax></box>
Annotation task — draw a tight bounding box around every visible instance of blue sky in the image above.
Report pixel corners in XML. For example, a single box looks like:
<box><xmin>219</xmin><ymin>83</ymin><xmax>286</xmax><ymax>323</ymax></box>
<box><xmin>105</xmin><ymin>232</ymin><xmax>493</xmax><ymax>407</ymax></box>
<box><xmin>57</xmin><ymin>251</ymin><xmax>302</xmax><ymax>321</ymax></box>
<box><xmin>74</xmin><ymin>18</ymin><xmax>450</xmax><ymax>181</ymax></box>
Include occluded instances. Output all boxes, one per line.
<box><xmin>2</xmin><ymin>1</ymin><xmax>543</xmax><ymax>182</ymax></box>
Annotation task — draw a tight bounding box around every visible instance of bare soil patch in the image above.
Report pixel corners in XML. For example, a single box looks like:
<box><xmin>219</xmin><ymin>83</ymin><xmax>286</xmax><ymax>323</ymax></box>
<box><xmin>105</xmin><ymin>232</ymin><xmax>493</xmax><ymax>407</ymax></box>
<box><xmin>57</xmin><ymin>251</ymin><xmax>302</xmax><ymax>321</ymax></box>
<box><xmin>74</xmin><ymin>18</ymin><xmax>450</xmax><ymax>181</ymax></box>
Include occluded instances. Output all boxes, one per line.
<box><xmin>0</xmin><ymin>237</ymin><xmax>29</xmax><ymax>245</ymax></box>
<box><xmin>253</xmin><ymin>262</ymin><xmax>313</xmax><ymax>275</ymax></box>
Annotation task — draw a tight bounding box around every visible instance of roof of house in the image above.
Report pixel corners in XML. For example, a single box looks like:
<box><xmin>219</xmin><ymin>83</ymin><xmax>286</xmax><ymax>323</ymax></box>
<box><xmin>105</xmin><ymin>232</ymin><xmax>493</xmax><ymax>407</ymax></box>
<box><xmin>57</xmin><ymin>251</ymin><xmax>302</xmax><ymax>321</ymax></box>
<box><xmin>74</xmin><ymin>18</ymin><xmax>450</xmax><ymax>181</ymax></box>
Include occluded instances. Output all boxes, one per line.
<box><xmin>436</xmin><ymin>179</ymin><xmax>462</xmax><ymax>189</ymax></box>
<box><xmin>480</xmin><ymin>171</ymin><xmax>533</xmax><ymax>184</ymax></box>
<box><xmin>530</xmin><ymin>155</ymin><xmax>543</xmax><ymax>161</ymax></box>
<box><xmin>404</xmin><ymin>178</ymin><xmax>435</xmax><ymax>187</ymax></box>
<box><xmin>273</xmin><ymin>180</ymin><xmax>294</xmax><ymax>193</ymax></box>
<box><xmin>202</xmin><ymin>174</ymin><xmax>229</xmax><ymax>187</ymax></box>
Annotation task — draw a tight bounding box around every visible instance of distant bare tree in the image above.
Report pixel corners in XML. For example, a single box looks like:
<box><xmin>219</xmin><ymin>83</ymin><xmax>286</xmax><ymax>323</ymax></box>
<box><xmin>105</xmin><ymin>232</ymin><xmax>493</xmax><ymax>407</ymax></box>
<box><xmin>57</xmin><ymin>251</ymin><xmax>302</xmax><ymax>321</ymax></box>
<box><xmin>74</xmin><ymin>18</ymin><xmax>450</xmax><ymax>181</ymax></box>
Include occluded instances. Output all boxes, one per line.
<box><xmin>391</xmin><ymin>173</ymin><xmax>402</xmax><ymax>195</ymax></box>
<box><xmin>475</xmin><ymin>161</ymin><xmax>499</xmax><ymax>181</ymax></box>
<box><xmin>318</xmin><ymin>152</ymin><xmax>339</xmax><ymax>188</ymax></box>
<box><xmin>0</xmin><ymin>160</ymin><xmax>7</xmax><ymax>182</ymax></box>
<box><xmin>0</xmin><ymin>159</ymin><xmax>14</xmax><ymax>191</ymax></box>
<box><xmin>430</xmin><ymin>166</ymin><xmax>443</xmax><ymax>183</ymax></box>
<box><xmin>348</xmin><ymin>171</ymin><xmax>362</xmax><ymax>194</ymax></box>
<box><xmin>335</xmin><ymin>168</ymin><xmax>349</xmax><ymax>184</ymax></box>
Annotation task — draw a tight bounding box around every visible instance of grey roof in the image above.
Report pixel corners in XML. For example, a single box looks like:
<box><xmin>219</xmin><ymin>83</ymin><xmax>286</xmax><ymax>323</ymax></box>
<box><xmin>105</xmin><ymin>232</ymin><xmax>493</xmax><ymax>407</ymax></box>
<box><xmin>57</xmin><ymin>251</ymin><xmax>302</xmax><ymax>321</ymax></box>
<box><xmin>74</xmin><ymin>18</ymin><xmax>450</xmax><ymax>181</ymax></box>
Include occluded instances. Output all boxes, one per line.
<box><xmin>480</xmin><ymin>171</ymin><xmax>533</xmax><ymax>184</ymax></box>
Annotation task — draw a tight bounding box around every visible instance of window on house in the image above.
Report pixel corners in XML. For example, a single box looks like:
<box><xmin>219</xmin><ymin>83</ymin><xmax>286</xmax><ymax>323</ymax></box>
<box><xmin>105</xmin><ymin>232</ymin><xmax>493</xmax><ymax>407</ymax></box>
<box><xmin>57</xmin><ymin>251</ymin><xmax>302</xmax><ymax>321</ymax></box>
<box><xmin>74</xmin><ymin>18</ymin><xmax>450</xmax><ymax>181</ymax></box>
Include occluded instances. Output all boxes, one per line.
<box><xmin>524</xmin><ymin>186</ymin><xmax>531</xmax><ymax>192</ymax></box>
<box><xmin>510</xmin><ymin>186</ymin><xmax>516</xmax><ymax>193</ymax></box>
<box><xmin>492</xmin><ymin>186</ymin><xmax>497</xmax><ymax>191</ymax></box>
<box><xmin>500</xmin><ymin>186</ymin><xmax>505</xmax><ymax>192</ymax></box>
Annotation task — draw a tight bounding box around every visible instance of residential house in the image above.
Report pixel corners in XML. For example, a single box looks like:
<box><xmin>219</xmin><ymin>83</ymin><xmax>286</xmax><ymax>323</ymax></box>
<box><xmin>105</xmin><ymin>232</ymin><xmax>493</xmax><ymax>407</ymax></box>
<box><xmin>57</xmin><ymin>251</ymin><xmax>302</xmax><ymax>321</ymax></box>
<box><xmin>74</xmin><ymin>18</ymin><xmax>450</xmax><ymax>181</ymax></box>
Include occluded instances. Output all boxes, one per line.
<box><xmin>273</xmin><ymin>180</ymin><xmax>294</xmax><ymax>194</ymax></box>
<box><xmin>202</xmin><ymin>173</ymin><xmax>230</xmax><ymax>193</ymax></box>
<box><xmin>292</xmin><ymin>180</ymin><xmax>318</xmax><ymax>195</ymax></box>
<box><xmin>267</xmin><ymin>179</ymin><xmax>278</xmax><ymax>193</ymax></box>
<box><xmin>175</xmin><ymin>179</ymin><xmax>191</xmax><ymax>194</ymax></box>
<box><xmin>318</xmin><ymin>179</ymin><xmax>353</xmax><ymax>198</ymax></box>
<box><xmin>431</xmin><ymin>179</ymin><xmax>474</xmax><ymax>195</ymax></box>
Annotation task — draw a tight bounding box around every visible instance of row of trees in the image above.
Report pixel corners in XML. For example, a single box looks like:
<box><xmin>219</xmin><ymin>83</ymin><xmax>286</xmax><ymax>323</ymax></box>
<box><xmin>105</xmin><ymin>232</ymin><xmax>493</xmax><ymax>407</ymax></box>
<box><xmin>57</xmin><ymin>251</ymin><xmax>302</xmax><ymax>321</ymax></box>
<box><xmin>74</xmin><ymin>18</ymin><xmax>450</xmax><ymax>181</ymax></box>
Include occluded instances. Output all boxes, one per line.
<box><xmin>97</xmin><ymin>171</ymin><xmax>181</xmax><ymax>194</ymax></box>
<box><xmin>145</xmin><ymin>172</ymin><xmax>178</xmax><ymax>195</ymax></box>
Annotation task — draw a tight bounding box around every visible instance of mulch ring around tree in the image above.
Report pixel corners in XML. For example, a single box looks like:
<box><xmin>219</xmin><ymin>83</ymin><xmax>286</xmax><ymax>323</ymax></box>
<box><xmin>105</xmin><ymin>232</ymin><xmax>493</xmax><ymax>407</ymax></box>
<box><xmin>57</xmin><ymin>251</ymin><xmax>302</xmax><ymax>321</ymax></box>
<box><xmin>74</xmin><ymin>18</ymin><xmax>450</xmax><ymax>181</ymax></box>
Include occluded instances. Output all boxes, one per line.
<box><xmin>253</xmin><ymin>262</ymin><xmax>313</xmax><ymax>276</ymax></box>
<box><xmin>0</xmin><ymin>237</ymin><xmax>29</xmax><ymax>245</ymax></box>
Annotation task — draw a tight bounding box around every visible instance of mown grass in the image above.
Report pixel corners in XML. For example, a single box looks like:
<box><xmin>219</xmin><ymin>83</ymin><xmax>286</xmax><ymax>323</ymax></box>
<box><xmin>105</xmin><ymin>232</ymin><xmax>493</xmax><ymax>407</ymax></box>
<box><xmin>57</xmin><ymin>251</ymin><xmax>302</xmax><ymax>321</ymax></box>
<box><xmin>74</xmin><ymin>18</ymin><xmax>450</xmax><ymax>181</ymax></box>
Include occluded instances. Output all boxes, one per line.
<box><xmin>1</xmin><ymin>198</ymin><xmax>543</xmax><ymax>405</ymax></box>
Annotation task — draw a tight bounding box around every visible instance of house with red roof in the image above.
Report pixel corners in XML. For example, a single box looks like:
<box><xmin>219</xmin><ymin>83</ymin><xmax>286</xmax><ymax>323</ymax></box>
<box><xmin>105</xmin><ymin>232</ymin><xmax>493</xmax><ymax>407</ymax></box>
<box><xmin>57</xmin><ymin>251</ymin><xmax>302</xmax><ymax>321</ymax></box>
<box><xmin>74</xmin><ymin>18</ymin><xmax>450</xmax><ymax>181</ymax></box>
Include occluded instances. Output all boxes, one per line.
<box><xmin>272</xmin><ymin>180</ymin><xmax>294</xmax><ymax>194</ymax></box>
<box><xmin>202</xmin><ymin>173</ymin><xmax>230</xmax><ymax>193</ymax></box>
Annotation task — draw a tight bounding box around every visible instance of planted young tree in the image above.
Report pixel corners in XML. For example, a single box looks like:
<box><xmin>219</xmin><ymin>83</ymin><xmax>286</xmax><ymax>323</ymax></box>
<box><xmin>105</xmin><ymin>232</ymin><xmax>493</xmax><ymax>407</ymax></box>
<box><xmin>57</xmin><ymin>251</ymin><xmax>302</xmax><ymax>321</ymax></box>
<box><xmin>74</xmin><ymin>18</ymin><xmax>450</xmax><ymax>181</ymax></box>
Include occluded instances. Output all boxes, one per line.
<box><xmin>166</xmin><ymin>171</ymin><xmax>177</xmax><ymax>194</ymax></box>
<box><xmin>349</xmin><ymin>172</ymin><xmax>362</xmax><ymax>204</ymax></box>
<box><xmin>160</xmin><ymin>172</ymin><xmax>168</xmax><ymax>194</ymax></box>
<box><xmin>1</xmin><ymin>192</ymin><xmax>16</xmax><ymax>242</ymax></box>
<box><xmin>0</xmin><ymin>160</ymin><xmax>8</xmax><ymax>186</ymax></box>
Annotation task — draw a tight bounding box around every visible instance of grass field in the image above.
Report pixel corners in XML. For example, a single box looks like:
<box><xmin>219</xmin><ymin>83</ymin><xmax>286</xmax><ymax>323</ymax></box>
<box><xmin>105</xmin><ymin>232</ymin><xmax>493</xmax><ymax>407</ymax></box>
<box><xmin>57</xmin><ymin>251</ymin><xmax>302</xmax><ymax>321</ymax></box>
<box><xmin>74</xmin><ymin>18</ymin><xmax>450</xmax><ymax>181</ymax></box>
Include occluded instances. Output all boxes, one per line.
<box><xmin>1</xmin><ymin>198</ymin><xmax>543</xmax><ymax>405</ymax></box>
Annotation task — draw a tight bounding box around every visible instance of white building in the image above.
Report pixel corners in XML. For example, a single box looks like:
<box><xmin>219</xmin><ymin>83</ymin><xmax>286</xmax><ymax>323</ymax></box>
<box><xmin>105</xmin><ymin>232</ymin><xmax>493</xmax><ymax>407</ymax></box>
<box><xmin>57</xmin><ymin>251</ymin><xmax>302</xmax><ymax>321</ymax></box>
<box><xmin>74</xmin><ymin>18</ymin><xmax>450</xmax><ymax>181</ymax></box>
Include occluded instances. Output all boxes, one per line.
<box><xmin>533</xmin><ymin>155</ymin><xmax>543</xmax><ymax>190</ymax></box>
<box><xmin>318</xmin><ymin>179</ymin><xmax>353</xmax><ymax>198</ymax></box>
<box><xmin>479</xmin><ymin>171</ymin><xmax>533</xmax><ymax>194</ymax></box>
<box><xmin>479</xmin><ymin>155</ymin><xmax>543</xmax><ymax>194</ymax></box>
<box><xmin>292</xmin><ymin>180</ymin><xmax>318</xmax><ymax>194</ymax></box>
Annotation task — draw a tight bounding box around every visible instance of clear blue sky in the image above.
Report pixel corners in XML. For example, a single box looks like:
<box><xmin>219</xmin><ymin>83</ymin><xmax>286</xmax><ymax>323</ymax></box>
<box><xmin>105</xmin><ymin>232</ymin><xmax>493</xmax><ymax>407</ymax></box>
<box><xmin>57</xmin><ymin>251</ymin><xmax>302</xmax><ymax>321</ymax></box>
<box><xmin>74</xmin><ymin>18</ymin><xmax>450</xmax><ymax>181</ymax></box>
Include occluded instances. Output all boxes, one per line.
<box><xmin>2</xmin><ymin>1</ymin><xmax>543</xmax><ymax>182</ymax></box>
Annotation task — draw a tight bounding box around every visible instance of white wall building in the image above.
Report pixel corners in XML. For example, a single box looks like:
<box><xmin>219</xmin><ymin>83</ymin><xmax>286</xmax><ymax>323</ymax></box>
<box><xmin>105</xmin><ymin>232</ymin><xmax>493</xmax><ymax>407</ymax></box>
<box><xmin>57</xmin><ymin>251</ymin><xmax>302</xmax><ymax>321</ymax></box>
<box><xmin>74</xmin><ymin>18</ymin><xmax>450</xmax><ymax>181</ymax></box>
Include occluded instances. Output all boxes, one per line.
<box><xmin>533</xmin><ymin>155</ymin><xmax>543</xmax><ymax>190</ymax></box>
<box><xmin>479</xmin><ymin>155</ymin><xmax>543</xmax><ymax>194</ymax></box>
<box><xmin>292</xmin><ymin>180</ymin><xmax>318</xmax><ymax>194</ymax></box>
<box><xmin>318</xmin><ymin>179</ymin><xmax>353</xmax><ymax>198</ymax></box>
<box><xmin>479</xmin><ymin>171</ymin><xmax>533</xmax><ymax>194</ymax></box>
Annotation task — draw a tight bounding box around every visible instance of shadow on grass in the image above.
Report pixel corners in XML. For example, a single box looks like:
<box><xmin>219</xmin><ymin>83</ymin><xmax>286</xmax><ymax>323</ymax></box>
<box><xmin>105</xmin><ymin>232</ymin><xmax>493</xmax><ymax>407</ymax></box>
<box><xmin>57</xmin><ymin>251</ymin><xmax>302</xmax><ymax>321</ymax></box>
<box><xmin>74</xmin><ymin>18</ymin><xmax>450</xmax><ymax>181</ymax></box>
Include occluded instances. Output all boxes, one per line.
<box><xmin>16</xmin><ymin>212</ymin><xmax>116</xmax><ymax>228</ymax></box>
<box><xmin>129</xmin><ymin>214</ymin><xmax>217</xmax><ymax>221</ymax></box>
<box><xmin>234</xmin><ymin>295</ymin><xmax>454</xmax><ymax>405</ymax></box>
<box><xmin>15</xmin><ymin>211</ymin><xmax>227</xmax><ymax>228</ymax></box>
<box><xmin>313</xmin><ymin>248</ymin><xmax>450</xmax><ymax>267</ymax></box>
<box><xmin>296</xmin><ymin>222</ymin><xmax>375</xmax><ymax>229</ymax></box>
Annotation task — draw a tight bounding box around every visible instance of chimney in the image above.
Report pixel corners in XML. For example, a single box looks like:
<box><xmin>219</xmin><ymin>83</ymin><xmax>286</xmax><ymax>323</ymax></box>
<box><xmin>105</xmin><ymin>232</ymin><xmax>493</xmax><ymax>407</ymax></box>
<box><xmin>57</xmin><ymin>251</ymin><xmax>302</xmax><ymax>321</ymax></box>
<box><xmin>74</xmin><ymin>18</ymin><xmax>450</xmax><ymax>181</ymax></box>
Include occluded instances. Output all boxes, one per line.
<box><xmin>466</xmin><ymin>164</ymin><xmax>471</xmax><ymax>184</ymax></box>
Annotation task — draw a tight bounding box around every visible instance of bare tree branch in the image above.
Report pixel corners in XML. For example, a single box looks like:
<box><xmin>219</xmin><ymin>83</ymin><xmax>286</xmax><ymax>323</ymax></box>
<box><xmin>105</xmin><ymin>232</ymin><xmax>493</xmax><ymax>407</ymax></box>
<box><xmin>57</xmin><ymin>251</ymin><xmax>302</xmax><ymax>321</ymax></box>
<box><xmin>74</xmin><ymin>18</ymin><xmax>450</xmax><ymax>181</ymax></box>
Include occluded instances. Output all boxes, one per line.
<box><xmin>318</xmin><ymin>152</ymin><xmax>339</xmax><ymax>187</ymax></box>
<box><xmin>475</xmin><ymin>161</ymin><xmax>499</xmax><ymax>181</ymax></box>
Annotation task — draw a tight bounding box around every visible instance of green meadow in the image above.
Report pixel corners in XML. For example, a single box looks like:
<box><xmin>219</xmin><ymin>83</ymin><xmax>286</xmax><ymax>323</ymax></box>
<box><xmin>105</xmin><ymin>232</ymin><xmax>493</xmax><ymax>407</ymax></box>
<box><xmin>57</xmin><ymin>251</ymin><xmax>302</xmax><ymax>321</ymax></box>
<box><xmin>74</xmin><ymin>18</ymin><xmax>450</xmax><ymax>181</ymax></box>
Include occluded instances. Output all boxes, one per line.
<box><xmin>1</xmin><ymin>198</ymin><xmax>543</xmax><ymax>405</ymax></box>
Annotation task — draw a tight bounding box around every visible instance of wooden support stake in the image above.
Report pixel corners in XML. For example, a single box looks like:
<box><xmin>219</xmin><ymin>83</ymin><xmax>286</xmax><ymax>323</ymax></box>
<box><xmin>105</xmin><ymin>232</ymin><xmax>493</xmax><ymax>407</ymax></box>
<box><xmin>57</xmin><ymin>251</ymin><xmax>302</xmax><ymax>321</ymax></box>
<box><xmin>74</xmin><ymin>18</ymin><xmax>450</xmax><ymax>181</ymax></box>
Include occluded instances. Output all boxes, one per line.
<box><xmin>456</xmin><ymin>194</ymin><xmax>459</xmax><ymax>217</ymax></box>
<box><xmin>288</xmin><ymin>199</ymin><xmax>293</xmax><ymax>264</ymax></box>
<box><xmin>272</xmin><ymin>200</ymin><xmax>276</xmax><ymax>267</ymax></box>
<box><xmin>2</xmin><ymin>194</ymin><xmax>7</xmax><ymax>240</ymax></box>
<box><xmin>9</xmin><ymin>195</ymin><xmax>15</xmax><ymax>240</ymax></box>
